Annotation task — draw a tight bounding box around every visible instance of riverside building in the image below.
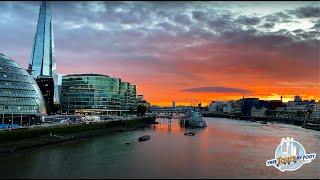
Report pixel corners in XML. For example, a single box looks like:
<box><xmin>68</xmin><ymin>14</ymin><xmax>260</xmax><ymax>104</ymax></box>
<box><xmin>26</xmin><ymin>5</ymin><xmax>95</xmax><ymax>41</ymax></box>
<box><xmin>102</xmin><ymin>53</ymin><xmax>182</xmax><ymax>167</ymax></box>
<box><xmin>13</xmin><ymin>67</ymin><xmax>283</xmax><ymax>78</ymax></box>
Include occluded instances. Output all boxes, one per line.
<box><xmin>61</xmin><ymin>74</ymin><xmax>138</xmax><ymax>115</ymax></box>
<box><xmin>120</xmin><ymin>82</ymin><xmax>137</xmax><ymax>111</ymax></box>
<box><xmin>28</xmin><ymin>1</ymin><xmax>60</xmax><ymax>107</ymax></box>
<box><xmin>0</xmin><ymin>53</ymin><xmax>46</xmax><ymax>126</ymax></box>
<box><xmin>35</xmin><ymin>76</ymin><xmax>54</xmax><ymax>115</ymax></box>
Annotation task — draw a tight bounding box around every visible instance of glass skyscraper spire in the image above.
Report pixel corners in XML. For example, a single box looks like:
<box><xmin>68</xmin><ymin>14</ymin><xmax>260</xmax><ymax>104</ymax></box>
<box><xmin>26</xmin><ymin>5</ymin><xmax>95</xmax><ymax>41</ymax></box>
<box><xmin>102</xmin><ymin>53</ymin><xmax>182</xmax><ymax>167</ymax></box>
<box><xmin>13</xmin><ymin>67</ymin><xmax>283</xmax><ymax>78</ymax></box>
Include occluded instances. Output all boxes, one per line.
<box><xmin>29</xmin><ymin>1</ymin><xmax>59</xmax><ymax>104</ymax></box>
<box><xmin>29</xmin><ymin>1</ymin><xmax>55</xmax><ymax>78</ymax></box>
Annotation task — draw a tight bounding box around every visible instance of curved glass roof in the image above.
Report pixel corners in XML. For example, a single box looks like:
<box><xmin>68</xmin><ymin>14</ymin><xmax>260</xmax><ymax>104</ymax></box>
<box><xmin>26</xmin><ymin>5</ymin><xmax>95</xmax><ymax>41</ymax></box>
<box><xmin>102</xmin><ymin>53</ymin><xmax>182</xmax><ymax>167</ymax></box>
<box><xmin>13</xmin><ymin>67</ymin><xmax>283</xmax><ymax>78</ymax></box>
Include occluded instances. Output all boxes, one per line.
<box><xmin>0</xmin><ymin>53</ymin><xmax>46</xmax><ymax>115</ymax></box>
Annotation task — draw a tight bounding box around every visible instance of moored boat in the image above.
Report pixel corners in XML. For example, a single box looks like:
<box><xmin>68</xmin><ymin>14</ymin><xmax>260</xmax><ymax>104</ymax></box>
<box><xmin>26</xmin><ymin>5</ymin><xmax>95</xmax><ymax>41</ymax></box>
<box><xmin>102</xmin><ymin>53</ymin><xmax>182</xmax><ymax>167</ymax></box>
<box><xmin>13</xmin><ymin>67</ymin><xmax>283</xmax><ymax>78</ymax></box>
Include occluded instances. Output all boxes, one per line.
<box><xmin>257</xmin><ymin>121</ymin><xmax>267</xmax><ymax>124</ymax></box>
<box><xmin>138</xmin><ymin>135</ymin><xmax>151</xmax><ymax>142</ymax></box>
<box><xmin>184</xmin><ymin>131</ymin><xmax>195</xmax><ymax>136</ymax></box>
<box><xmin>185</xmin><ymin>110</ymin><xmax>207</xmax><ymax>128</ymax></box>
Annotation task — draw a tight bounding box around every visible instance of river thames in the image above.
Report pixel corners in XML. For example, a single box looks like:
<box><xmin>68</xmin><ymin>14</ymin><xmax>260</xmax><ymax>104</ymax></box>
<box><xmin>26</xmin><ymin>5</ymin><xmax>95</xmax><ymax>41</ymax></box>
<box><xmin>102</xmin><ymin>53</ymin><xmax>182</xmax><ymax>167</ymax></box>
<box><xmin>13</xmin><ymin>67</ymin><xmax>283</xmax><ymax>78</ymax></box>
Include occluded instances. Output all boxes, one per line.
<box><xmin>0</xmin><ymin>117</ymin><xmax>319</xmax><ymax>179</ymax></box>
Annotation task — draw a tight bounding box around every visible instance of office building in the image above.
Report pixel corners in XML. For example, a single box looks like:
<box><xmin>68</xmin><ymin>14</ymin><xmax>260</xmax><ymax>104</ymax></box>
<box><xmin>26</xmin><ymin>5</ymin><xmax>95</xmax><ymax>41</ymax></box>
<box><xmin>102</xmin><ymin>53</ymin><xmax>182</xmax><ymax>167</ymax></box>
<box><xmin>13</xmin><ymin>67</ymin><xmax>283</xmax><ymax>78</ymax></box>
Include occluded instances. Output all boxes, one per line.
<box><xmin>241</xmin><ymin>98</ymin><xmax>259</xmax><ymax>116</ymax></box>
<box><xmin>120</xmin><ymin>82</ymin><xmax>137</xmax><ymax>111</ymax></box>
<box><xmin>36</xmin><ymin>76</ymin><xmax>54</xmax><ymax>115</ymax></box>
<box><xmin>28</xmin><ymin>1</ymin><xmax>59</xmax><ymax>104</ymax></box>
<box><xmin>61</xmin><ymin>74</ymin><xmax>138</xmax><ymax>115</ymax></box>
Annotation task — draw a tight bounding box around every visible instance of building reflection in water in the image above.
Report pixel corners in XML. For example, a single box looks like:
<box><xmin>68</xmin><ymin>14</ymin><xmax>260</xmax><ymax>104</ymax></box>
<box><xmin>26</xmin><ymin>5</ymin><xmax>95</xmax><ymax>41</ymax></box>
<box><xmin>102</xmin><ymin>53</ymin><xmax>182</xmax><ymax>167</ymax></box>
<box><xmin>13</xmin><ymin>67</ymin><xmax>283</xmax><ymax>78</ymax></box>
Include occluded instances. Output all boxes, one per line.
<box><xmin>152</xmin><ymin>118</ymin><xmax>185</xmax><ymax>134</ymax></box>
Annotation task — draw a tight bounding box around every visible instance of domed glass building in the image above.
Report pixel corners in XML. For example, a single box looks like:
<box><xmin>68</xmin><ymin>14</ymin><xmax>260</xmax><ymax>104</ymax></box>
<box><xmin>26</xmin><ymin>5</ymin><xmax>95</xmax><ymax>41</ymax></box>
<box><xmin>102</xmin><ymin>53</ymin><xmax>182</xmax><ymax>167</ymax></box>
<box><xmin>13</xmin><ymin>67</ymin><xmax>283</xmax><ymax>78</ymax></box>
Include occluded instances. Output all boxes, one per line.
<box><xmin>0</xmin><ymin>53</ymin><xmax>46</xmax><ymax>126</ymax></box>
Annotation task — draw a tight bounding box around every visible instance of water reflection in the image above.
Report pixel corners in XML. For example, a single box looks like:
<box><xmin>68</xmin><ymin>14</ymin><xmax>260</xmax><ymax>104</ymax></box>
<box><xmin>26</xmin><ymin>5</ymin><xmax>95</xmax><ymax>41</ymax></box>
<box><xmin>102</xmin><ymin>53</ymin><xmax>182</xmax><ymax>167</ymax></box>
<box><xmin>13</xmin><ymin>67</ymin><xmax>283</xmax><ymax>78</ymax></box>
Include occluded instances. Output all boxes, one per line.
<box><xmin>152</xmin><ymin>118</ymin><xmax>185</xmax><ymax>134</ymax></box>
<box><xmin>0</xmin><ymin>117</ymin><xmax>318</xmax><ymax>179</ymax></box>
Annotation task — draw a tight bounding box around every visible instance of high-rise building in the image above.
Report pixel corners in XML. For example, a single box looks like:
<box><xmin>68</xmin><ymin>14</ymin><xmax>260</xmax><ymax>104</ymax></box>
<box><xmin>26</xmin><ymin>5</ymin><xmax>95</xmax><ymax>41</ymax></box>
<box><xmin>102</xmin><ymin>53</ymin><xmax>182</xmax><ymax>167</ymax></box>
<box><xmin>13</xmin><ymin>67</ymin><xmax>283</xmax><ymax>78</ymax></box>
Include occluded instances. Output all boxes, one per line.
<box><xmin>29</xmin><ymin>1</ymin><xmax>55</xmax><ymax>78</ymax></box>
<box><xmin>36</xmin><ymin>76</ymin><xmax>54</xmax><ymax>115</ymax></box>
<box><xmin>28</xmin><ymin>1</ymin><xmax>59</xmax><ymax>104</ymax></box>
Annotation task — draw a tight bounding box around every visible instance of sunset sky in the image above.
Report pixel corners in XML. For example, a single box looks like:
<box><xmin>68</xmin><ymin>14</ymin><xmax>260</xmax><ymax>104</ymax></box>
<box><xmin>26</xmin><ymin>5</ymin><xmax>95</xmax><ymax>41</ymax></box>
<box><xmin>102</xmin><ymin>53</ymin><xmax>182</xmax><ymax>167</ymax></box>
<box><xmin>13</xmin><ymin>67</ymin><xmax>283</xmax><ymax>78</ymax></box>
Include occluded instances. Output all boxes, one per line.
<box><xmin>1</xmin><ymin>1</ymin><xmax>319</xmax><ymax>106</ymax></box>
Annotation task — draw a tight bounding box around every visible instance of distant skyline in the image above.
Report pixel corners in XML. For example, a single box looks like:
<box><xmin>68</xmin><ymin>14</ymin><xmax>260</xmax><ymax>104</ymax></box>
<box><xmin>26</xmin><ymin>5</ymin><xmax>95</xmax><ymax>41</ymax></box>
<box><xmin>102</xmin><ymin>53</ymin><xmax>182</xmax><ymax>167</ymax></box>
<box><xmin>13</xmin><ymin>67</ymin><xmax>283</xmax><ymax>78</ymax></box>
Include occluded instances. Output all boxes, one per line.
<box><xmin>0</xmin><ymin>1</ymin><xmax>319</xmax><ymax>106</ymax></box>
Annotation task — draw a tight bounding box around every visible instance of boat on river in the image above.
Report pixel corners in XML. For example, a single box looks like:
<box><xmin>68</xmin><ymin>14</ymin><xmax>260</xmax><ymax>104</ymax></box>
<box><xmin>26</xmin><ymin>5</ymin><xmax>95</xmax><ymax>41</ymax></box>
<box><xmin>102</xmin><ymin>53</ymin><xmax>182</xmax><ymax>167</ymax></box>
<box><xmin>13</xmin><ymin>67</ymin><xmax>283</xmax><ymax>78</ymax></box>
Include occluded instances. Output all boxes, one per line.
<box><xmin>138</xmin><ymin>135</ymin><xmax>151</xmax><ymax>142</ymax></box>
<box><xmin>257</xmin><ymin>121</ymin><xmax>267</xmax><ymax>124</ymax></box>
<box><xmin>184</xmin><ymin>131</ymin><xmax>195</xmax><ymax>136</ymax></box>
<box><xmin>184</xmin><ymin>111</ymin><xmax>207</xmax><ymax>128</ymax></box>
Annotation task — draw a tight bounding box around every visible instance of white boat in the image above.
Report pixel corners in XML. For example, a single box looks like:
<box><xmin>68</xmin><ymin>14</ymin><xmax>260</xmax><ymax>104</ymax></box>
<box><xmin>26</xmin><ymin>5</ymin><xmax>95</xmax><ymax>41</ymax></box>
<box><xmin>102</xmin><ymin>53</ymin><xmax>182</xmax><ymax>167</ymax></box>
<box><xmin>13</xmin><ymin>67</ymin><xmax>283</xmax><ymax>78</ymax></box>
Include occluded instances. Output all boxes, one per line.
<box><xmin>185</xmin><ymin>111</ymin><xmax>207</xmax><ymax>128</ymax></box>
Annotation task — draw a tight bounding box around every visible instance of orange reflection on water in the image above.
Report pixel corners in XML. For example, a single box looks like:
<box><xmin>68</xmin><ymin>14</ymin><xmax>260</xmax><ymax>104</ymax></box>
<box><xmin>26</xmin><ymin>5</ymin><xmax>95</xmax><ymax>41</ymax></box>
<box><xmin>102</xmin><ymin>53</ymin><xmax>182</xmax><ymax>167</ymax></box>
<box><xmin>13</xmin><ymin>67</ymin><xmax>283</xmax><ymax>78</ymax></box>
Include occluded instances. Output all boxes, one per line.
<box><xmin>152</xmin><ymin>118</ymin><xmax>185</xmax><ymax>134</ymax></box>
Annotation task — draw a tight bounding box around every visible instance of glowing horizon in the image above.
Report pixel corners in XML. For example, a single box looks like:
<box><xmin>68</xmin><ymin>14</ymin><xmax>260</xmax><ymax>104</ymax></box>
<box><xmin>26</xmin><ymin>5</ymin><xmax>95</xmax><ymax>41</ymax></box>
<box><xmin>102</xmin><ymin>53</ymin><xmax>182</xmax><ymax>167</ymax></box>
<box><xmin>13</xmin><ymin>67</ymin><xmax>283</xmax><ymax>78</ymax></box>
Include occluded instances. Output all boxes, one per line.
<box><xmin>147</xmin><ymin>94</ymin><xmax>320</xmax><ymax>107</ymax></box>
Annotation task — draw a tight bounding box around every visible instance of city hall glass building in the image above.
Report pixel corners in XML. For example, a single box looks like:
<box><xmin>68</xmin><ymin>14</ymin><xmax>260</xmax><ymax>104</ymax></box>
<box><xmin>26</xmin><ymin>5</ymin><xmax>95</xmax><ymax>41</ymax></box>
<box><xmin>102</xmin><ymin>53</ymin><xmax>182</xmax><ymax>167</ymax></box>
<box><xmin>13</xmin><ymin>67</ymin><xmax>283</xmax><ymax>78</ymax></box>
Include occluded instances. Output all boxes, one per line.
<box><xmin>61</xmin><ymin>74</ymin><xmax>137</xmax><ymax>115</ymax></box>
<box><xmin>0</xmin><ymin>53</ymin><xmax>46</xmax><ymax>125</ymax></box>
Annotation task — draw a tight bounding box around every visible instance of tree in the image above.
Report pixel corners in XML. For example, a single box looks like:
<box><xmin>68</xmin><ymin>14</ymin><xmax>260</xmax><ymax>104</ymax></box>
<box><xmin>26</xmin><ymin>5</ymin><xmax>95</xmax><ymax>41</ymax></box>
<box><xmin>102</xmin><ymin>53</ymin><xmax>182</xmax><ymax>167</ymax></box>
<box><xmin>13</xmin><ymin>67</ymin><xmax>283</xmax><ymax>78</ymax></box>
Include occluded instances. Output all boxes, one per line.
<box><xmin>137</xmin><ymin>105</ymin><xmax>147</xmax><ymax>117</ymax></box>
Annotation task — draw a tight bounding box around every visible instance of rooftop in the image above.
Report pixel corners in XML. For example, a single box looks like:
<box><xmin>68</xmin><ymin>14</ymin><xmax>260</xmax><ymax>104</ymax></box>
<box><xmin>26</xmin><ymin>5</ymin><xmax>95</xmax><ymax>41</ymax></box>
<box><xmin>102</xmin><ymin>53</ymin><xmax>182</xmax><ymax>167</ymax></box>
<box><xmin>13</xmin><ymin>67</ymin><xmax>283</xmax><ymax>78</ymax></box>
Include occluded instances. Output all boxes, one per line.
<box><xmin>64</xmin><ymin>73</ymin><xmax>110</xmax><ymax>78</ymax></box>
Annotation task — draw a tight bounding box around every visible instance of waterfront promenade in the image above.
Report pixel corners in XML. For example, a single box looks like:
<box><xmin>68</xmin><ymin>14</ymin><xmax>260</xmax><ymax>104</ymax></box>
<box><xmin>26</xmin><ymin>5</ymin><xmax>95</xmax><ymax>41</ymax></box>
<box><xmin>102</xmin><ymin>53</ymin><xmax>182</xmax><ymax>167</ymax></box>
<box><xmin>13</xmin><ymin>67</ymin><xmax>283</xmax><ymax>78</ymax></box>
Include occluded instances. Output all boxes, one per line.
<box><xmin>0</xmin><ymin>115</ymin><xmax>156</xmax><ymax>157</ymax></box>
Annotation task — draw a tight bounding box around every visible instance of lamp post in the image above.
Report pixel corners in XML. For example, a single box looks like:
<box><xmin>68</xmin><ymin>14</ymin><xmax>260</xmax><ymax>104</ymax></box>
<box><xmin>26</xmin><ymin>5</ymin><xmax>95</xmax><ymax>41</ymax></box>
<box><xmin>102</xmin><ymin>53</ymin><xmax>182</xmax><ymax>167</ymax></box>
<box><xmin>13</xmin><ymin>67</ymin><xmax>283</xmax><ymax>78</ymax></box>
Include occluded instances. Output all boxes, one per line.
<box><xmin>18</xmin><ymin>106</ymin><xmax>22</xmax><ymax>126</ymax></box>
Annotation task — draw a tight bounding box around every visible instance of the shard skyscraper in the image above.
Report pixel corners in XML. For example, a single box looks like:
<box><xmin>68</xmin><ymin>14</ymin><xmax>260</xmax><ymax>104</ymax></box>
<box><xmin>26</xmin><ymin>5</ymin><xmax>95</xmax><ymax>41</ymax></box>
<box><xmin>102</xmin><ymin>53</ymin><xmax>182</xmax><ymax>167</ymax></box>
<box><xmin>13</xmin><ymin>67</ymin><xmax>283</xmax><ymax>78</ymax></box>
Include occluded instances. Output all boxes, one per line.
<box><xmin>29</xmin><ymin>1</ymin><xmax>55</xmax><ymax>78</ymax></box>
<box><xmin>29</xmin><ymin>1</ymin><xmax>59</xmax><ymax>104</ymax></box>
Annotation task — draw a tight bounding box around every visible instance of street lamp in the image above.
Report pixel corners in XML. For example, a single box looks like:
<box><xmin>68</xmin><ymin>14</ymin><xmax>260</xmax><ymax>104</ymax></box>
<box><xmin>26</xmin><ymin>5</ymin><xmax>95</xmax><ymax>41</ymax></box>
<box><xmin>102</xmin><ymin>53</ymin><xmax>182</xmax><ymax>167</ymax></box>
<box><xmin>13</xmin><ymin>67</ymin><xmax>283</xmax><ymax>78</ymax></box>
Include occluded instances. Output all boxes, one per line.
<box><xmin>18</xmin><ymin>106</ymin><xmax>22</xmax><ymax>126</ymax></box>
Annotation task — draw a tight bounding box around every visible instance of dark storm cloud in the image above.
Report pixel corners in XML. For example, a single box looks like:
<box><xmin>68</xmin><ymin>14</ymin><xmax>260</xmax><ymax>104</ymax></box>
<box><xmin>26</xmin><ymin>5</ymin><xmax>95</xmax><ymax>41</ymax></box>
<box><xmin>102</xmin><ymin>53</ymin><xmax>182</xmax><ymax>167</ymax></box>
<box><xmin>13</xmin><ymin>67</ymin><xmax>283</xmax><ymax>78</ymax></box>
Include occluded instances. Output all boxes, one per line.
<box><xmin>181</xmin><ymin>87</ymin><xmax>252</xmax><ymax>94</ymax></box>
<box><xmin>192</xmin><ymin>11</ymin><xmax>209</xmax><ymax>22</ymax></box>
<box><xmin>288</xmin><ymin>5</ymin><xmax>320</xmax><ymax>18</ymax></box>
<box><xmin>173</xmin><ymin>13</ymin><xmax>192</xmax><ymax>25</ymax></box>
<box><xmin>263</xmin><ymin>12</ymin><xmax>293</xmax><ymax>23</ymax></box>
<box><xmin>216</xmin><ymin>26</ymin><xmax>319</xmax><ymax>59</ymax></box>
<box><xmin>262</xmin><ymin>22</ymin><xmax>275</xmax><ymax>29</ymax></box>
<box><xmin>236</xmin><ymin>15</ymin><xmax>260</xmax><ymax>25</ymax></box>
<box><xmin>0</xmin><ymin>1</ymin><xmax>319</xmax><ymax>95</ymax></box>
<box><xmin>311</xmin><ymin>22</ymin><xmax>320</xmax><ymax>30</ymax></box>
<box><xmin>294</xmin><ymin>30</ymin><xmax>319</xmax><ymax>40</ymax></box>
<box><xmin>208</xmin><ymin>18</ymin><xmax>234</xmax><ymax>31</ymax></box>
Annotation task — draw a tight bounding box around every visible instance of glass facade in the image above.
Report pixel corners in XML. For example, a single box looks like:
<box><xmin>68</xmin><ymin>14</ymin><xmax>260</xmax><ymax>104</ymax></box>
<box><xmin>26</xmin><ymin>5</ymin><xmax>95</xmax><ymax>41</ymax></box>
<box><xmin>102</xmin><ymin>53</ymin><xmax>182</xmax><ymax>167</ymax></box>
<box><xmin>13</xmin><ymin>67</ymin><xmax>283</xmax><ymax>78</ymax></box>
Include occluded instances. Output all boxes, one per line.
<box><xmin>29</xmin><ymin>1</ymin><xmax>55</xmax><ymax>77</ymax></box>
<box><xmin>61</xmin><ymin>74</ymin><xmax>137</xmax><ymax>115</ymax></box>
<box><xmin>29</xmin><ymin>1</ymin><xmax>59</xmax><ymax>104</ymax></box>
<box><xmin>119</xmin><ymin>82</ymin><xmax>137</xmax><ymax>111</ymax></box>
<box><xmin>36</xmin><ymin>76</ymin><xmax>54</xmax><ymax>115</ymax></box>
<box><xmin>0</xmin><ymin>53</ymin><xmax>46</xmax><ymax>125</ymax></box>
